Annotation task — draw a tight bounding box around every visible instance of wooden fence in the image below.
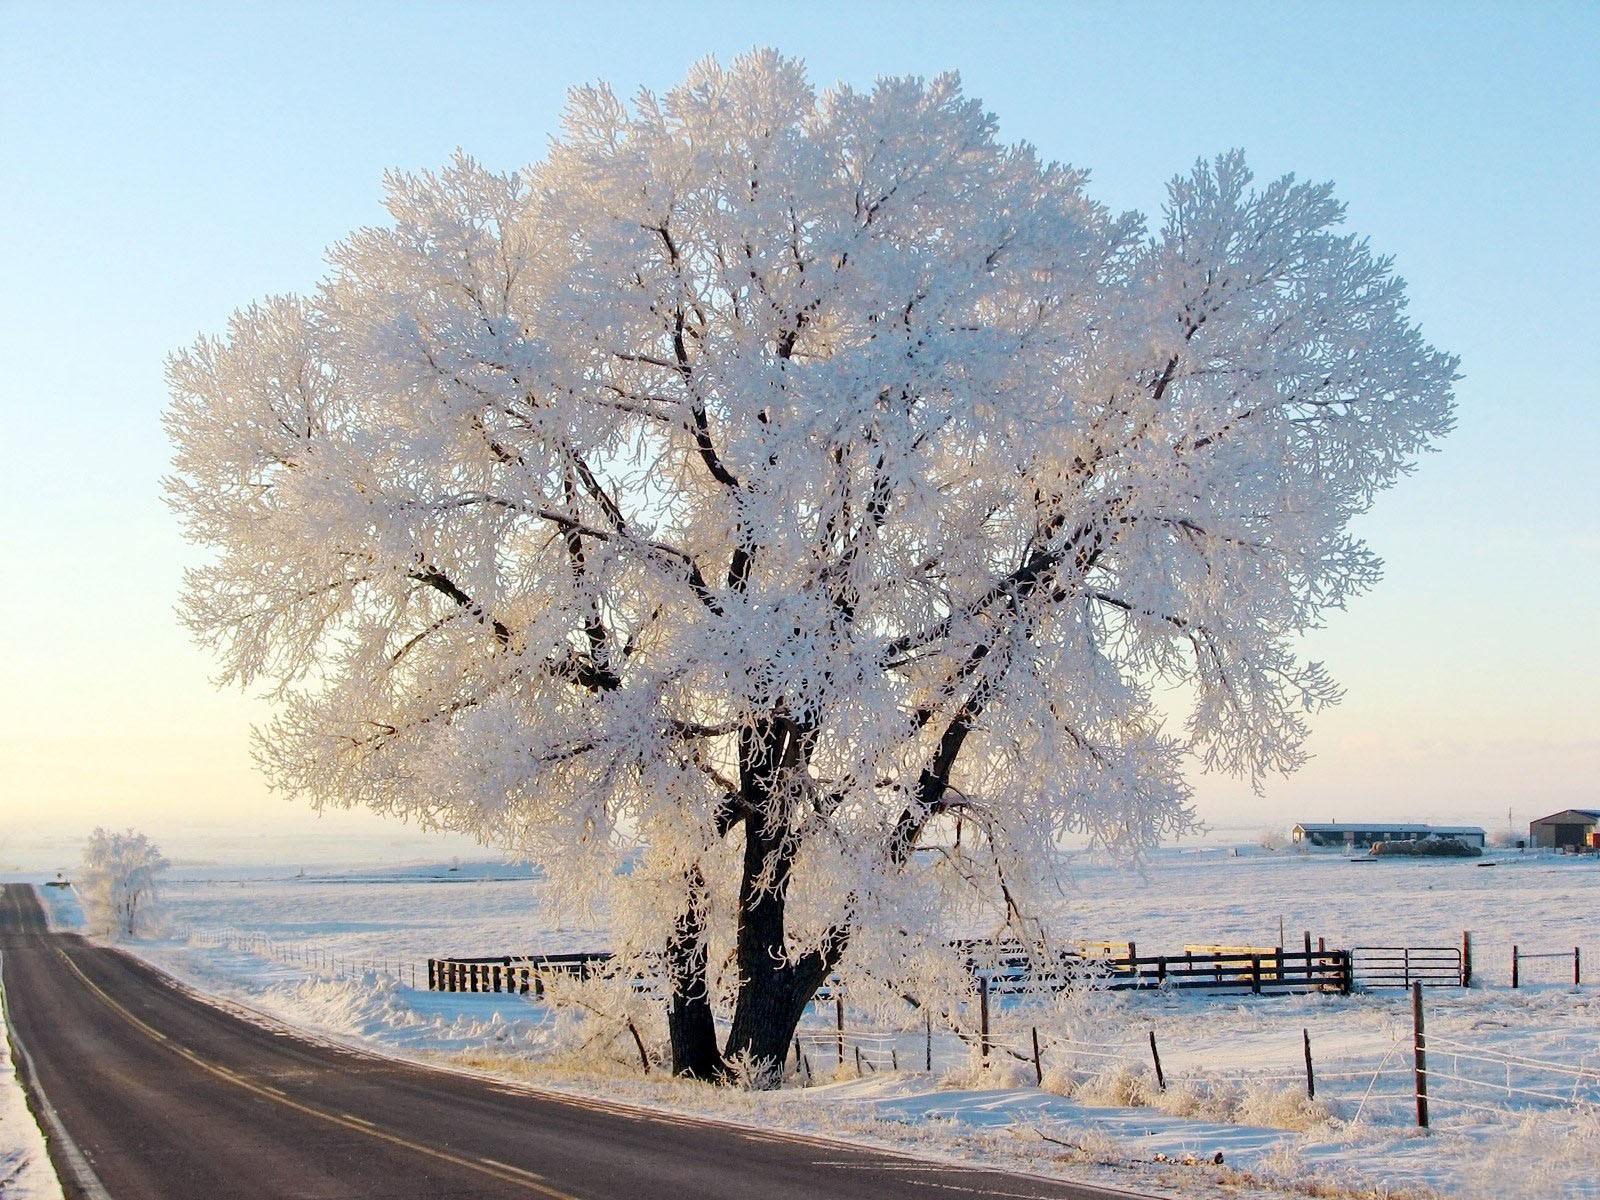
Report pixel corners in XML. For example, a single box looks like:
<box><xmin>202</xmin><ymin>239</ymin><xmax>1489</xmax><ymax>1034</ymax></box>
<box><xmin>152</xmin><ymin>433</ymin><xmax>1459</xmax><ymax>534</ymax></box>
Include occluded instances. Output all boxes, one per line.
<box><xmin>428</xmin><ymin>952</ymin><xmax>614</xmax><ymax>994</ymax></box>
<box><xmin>955</xmin><ymin>940</ymin><xmax>1352</xmax><ymax>996</ymax></box>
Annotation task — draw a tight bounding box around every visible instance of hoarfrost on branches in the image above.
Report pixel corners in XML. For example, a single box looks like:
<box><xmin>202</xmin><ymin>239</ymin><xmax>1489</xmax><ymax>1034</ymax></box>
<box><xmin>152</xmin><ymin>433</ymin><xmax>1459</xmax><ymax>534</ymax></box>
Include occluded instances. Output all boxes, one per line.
<box><xmin>79</xmin><ymin>828</ymin><xmax>170</xmax><ymax>940</ymax></box>
<box><xmin>166</xmin><ymin>51</ymin><xmax>1456</xmax><ymax>1080</ymax></box>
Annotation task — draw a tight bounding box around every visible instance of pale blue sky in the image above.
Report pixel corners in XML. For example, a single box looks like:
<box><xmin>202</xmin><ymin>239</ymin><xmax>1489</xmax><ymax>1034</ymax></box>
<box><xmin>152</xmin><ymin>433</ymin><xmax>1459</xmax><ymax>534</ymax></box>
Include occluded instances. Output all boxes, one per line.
<box><xmin>2</xmin><ymin>1</ymin><xmax>1595</xmax><ymax>867</ymax></box>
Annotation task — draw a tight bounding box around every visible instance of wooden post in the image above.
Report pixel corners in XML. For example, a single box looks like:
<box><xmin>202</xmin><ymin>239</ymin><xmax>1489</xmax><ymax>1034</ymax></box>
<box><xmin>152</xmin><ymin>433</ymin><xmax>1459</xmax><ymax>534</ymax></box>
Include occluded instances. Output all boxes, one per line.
<box><xmin>1302</xmin><ymin>1028</ymin><xmax>1315</xmax><ymax>1100</ymax></box>
<box><xmin>1412</xmin><ymin>981</ymin><xmax>1429</xmax><ymax>1129</ymax></box>
<box><xmin>1148</xmin><ymin>1030</ymin><xmax>1166</xmax><ymax>1091</ymax></box>
<box><xmin>836</xmin><ymin>989</ymin><xmax>845</xmax><ymax>1066</ymax></box>
<box><xmin>1032</xmin><ymin>1027</ymin><xmax>1042</xmax><ymax>1086</ymax></box>
<box><xmin>1461</xmin><ymin>931</ymin><xmax>1472</xmax><ymax>987</ymax></box>
<box><xmin>854</xmin><ymin>1046</ymin><xmax>863</xmax><ymax>1075</ymax></box>
<box><xmin>1512</xmin><ymin>944</ymin><xmax>1519</xmax><ymax>989</ymax></box>
<box><xmin>1303</xmin><ymin>930</ymin><xmax>1312</xmax><ymax>959</ymax></box>
<box><xmin>1250</xmin><ymin>955</ymin><xmax>1262</xmax><ymax>995</ymax></box>
<box><xmin>1576</xmin><ymin>947</ymin><xmax>1582</xmax><ymax>986</ymax></box>
<box><xmin>925</xmin><ymin>1010</ymin><xmax>933</xmax><ymax>1072</ymax></box>
<box><xmin>979</xmin><ymin>974</ymin><xmax>991</xmax><ymax>1059</ymax></box>
<box><xmin>427</xmin><ymin>959</ymin><xmax>436</xmax><ymax>990</ymax></box>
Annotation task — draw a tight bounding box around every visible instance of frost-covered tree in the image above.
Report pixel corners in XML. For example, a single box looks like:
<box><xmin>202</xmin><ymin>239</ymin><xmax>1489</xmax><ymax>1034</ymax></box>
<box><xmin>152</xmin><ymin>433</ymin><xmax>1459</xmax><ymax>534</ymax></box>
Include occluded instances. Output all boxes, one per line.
<box><xmin>166</xmin><ymin>52</ymin><xmax>1455</xmax><ymax>1081</ymax></box>
<box><xmin>79</xmin><ymin>828</ymin><xmax>169</xmax><ymax>940</ymax></box>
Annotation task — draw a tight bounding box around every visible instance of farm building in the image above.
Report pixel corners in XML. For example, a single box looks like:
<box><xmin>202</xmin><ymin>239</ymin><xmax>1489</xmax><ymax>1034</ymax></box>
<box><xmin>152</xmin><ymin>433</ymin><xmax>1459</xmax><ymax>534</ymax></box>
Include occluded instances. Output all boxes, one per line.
<box><xmin>1291</xmin><ymin>822</ymin><xmax>1487</xmax><ymax>850</ymax></box>
<box><xmin>1529</xmin><ymin>809</ymin><xmax>1600</xmax><ymax>850</ymax></box>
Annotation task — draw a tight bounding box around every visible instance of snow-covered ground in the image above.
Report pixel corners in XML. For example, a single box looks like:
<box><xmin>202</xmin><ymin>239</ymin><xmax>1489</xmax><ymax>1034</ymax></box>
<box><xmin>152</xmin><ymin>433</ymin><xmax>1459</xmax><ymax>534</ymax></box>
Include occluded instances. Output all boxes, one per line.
<box><xmin>15</xmin><ymin>846</ymin><xmax>1600</xmax><ymax>1199</ymax></box>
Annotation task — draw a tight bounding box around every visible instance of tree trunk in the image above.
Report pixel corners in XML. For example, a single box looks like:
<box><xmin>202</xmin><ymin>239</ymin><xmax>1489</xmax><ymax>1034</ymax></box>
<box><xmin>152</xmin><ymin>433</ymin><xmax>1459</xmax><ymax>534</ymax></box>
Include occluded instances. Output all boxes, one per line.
<box><xmin>664</xmin><ymin>868</ymin><xmax>724</xmax><ymax>1080</ymax></box>
<box><xmin>722</xmin><ymin>803</ymin><xmax>844</xmax><ymax>1083</ymax></box>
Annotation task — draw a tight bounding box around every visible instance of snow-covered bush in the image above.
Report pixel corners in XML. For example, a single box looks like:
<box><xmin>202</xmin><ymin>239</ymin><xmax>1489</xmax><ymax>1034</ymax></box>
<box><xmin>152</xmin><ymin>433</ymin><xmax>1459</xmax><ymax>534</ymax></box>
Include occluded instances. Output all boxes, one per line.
<box><xmin>1257</xmin><ymin>827</ymin><xmax>1289</xmax><ymax>851</ymax></box>
<box><xmin>78</xmin><ymin>827</ymin><xmax>169</xmax><ymax>939</ymax></box>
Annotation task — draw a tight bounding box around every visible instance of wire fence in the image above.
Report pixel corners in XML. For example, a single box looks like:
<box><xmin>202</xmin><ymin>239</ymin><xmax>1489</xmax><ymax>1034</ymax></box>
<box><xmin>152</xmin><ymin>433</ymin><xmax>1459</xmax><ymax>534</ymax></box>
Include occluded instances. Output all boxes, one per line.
<box><xmin>187</xmin><ymin>928</ymin><xmax>425</xmax><ymax>990</ymax></box>
<box><xmin>180</xmin><ymin>924</ymin><xmax>1598</xmax><ymax>1129</ymax></box>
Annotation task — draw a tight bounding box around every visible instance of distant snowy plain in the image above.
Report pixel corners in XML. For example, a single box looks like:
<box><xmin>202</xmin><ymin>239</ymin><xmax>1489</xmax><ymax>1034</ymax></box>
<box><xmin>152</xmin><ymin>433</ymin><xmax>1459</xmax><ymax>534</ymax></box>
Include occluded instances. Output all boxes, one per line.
<box><xmin>17</xmin><ymin>846</ymin><xmax>1600</xmax><ymax>1199</ymax></box>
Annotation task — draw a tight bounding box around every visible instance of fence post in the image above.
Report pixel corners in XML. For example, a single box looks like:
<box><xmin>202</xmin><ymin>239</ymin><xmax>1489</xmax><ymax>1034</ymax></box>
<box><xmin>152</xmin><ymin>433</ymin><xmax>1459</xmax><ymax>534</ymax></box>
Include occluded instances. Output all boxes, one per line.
<box><xmin>835</xmin><ymin>989</ymin><xmax>845</xmax><ymax>1066</ymax></box>
<box><xmin>925</xmin><ymin>1009</ymin><xmax>932</xmax><ymax>1072</ymax></box>
<box><xmin>1032</xmin><ymin>1027</ymin><xmax>1042</xmax><ymax>1086</ymax></box>
<box><xmin>1302</xmin><ymin>1028</ymin><xmax>1315</xmax><ymax>1100</ymax></box>
<box><xmin>979</xmin><ymin>974</ymin><xmax>991</xmax><ymax>1059</ymax></box>
<box><xmin>1461</xmin><ymin>931</ymin><xmax>1472</xmax><ymax>987</ymax></box>
<box><xmin>1411</xmin><ymin>981</ymin><xmax>1429</xmax><ymax>1129</ymax></box>
<box><xmin>1512</xmin><ymin>944</ymin><xmax>1519</xmax><ymax>989</ymax></box>
<box><xmin>1250</xmin><ymin>955</ymin><xmax>1262</xmax><ymax>995</ymax></box>
<box><xmin>1148</xmin><ymin>1030</ymin><xmax>1166</xmax><ymax>1091</ymax></box>
<box><xmin>1576</xmin><ymin>947</ymin><xmax>1582</xmax><ymax>986</ymax></box>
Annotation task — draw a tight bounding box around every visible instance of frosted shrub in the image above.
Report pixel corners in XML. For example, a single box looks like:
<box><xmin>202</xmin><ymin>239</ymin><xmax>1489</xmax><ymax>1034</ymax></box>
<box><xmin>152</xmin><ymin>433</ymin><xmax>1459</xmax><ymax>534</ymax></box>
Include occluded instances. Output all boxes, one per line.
<box><xmin>1235</xmin><ymin>1081</ymin><xmax>1338</xmax><ymax>1131</ymax></box>
<box><xmin>1039</xmin><ymin>1066</ymin><xmax>1078</xmax><ymax>1098</ymax></box>
<box><xmin>1150</xmin><ymin>1078</ymin><xmax>1241</xmax><ymax>1122</ymax></box>
<box><xmin>940</xmin><ymin>1053</ymin><xmax>1033</xmax><ymax>1090</ymax></box>
<box><xmin>1075</xmin><ymin>1064</ymin><xmax>1156</xmax><ymax>1108</ymax></box>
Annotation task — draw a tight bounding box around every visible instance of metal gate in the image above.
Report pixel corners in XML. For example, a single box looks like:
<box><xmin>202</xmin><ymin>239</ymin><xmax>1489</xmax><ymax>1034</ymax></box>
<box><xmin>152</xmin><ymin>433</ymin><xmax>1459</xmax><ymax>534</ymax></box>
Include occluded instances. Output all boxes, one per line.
<box><xmin>1351</xmin><ymin>945</ymin><xmax>1462</xmax><ymax>988</ymax></box>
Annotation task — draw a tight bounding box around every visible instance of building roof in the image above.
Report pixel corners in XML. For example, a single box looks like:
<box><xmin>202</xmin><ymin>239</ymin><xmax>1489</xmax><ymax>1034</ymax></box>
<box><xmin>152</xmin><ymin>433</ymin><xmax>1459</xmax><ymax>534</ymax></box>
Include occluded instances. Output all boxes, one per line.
<box><xmin>1530</xmin><ymin>809</ymin><xmax>1600</xmax><ymax>824</ymax></box>
<box><xmin>1293</xmin><ymin>822</ymin><xmax>1486</xmax><ymax>835</ymax></box>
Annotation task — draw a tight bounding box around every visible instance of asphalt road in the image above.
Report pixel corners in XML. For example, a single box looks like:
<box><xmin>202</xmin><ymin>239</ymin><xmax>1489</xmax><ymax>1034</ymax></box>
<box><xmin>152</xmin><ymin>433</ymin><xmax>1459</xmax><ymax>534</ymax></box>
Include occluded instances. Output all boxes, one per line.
<box><xmin>0</xmin><ymin>884</ymin><xmax>1153</xmax><ymax>1200</ymax></box>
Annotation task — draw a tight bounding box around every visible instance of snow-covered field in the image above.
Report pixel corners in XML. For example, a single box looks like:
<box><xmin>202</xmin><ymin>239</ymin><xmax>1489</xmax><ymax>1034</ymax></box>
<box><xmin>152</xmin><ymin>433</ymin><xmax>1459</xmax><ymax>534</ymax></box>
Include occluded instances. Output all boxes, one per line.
<box><xmin>16</xmin><ymin>846</ymin><xmax>1600</xmax><ymax>1199</ymax></box>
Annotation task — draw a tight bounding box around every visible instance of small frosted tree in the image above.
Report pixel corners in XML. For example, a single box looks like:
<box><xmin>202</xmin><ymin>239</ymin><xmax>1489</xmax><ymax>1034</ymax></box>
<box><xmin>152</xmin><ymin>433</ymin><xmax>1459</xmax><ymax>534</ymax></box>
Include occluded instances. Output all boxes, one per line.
<box><xmin>79</xmin><ymin>828</ymin><xmax>169</xmax><ymax>940</ymax></box>
<box><xmin>166</xmin><ymin>52</ymin><xmax>1455</xmax><ymax>1080</ymax></box>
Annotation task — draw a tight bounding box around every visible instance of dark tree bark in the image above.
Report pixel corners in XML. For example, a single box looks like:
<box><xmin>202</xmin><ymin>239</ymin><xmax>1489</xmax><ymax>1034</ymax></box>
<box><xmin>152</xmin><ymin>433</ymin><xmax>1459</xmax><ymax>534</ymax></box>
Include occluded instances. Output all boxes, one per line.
<box><xmin>664</xmin><ymin>868</ymin><xmax>724</xmax><ymax>1080</ymax></box>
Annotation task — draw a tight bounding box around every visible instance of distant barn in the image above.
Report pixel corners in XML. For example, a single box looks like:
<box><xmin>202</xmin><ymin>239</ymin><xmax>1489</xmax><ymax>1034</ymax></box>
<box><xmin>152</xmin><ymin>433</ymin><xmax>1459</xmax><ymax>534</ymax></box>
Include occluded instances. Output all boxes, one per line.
<box><xmin>1529</xmin><ymin>809</ymin><xmax>1600</xmax><ymax>850</ymax></box>
<box><xmin>1291</xmin><ymin>822</ymin><xmax>1487</xmax><ymax>851</ymax></box>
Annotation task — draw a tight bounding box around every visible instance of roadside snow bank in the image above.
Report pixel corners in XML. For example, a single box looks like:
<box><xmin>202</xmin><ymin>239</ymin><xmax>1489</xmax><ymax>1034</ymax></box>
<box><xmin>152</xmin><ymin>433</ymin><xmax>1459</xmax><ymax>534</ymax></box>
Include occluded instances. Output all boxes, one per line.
<box><xmin>0</xmin><ymin>978</ymin><xmax>65</xmax><ymax>1200</ymax></box>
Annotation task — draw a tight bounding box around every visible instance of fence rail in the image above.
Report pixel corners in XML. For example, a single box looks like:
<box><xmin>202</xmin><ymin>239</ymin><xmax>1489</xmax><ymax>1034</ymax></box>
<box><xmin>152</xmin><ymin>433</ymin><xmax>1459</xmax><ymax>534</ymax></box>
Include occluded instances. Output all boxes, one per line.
<box><xmin>960</xmin><ymin>943</ymin><xmax>1352</xmax><ymax>996</ymax></box>
<box><xmin>428</xmin><ymin>952</ymin><xmax>614</xmax><ymax>994</ymax></box>
<box><xmin>1352</xmin><ymin>945</ymin><xmax>1464</xmax><ymax>988</ymax></box>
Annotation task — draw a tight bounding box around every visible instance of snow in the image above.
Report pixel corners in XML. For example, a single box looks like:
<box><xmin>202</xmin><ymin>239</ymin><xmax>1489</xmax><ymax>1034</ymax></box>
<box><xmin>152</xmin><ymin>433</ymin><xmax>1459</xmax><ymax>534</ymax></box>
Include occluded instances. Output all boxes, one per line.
<box><xmin>12</xmin><ymin>844</ymin><xmax>1596</xmax><ymax>1198</ymax></box>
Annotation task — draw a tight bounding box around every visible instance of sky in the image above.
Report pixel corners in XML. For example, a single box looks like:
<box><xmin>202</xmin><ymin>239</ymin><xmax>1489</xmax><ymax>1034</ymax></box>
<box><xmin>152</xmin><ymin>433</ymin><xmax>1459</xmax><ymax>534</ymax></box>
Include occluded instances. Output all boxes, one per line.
<box><xmin>2</xmin><ymin>1</ymin><xmax>1596</xmax><ymax>869</ymax></box>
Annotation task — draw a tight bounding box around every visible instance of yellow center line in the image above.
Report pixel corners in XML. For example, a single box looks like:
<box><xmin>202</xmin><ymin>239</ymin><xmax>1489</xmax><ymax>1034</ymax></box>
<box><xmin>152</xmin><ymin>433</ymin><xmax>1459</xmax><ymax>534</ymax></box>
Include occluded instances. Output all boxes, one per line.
<box><xmin>54</xmin><ymin>949</ymin><xmax>577</xmax><ymax>1200</ymax></box>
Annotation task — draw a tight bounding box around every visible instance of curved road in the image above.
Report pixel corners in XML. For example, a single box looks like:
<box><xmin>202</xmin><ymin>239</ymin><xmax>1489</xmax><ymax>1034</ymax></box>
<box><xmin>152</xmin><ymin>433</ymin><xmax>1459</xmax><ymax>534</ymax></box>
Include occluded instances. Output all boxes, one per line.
<box><xmin>0</xmin><ymin>885</ymin><xmax>1150</xmax><ymax>1200</ymax></box>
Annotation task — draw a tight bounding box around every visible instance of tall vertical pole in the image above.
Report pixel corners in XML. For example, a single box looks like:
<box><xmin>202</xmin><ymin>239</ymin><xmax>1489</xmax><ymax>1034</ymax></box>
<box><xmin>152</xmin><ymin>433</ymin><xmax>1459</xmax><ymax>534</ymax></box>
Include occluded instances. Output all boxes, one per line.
<box><xmin>1302</xmin><ymin>1028</ymin><xmax>1316</xmax><ymax>1099</ymax></box>
<box><xmin>1461</xmin><ymin>931</ymin><xmax>1472</xmax><ymax>987</ymax></box>
<box><xmin>835</xmin><ymin>989</ymin><xmax>845</xmax><ymax>1066</ymax></box>
<box><xmin>978</xmin><ymin>974</ymin><xmax>990</xmax><ymax>1060</ymax></box>
<box><xmin>1411</xmin><ymin>981</ymin><xmax>1429</xmax><ymax>1129</ymax></box>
